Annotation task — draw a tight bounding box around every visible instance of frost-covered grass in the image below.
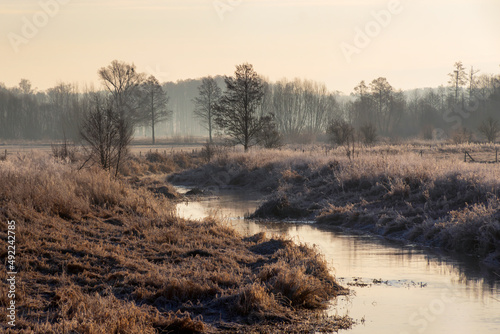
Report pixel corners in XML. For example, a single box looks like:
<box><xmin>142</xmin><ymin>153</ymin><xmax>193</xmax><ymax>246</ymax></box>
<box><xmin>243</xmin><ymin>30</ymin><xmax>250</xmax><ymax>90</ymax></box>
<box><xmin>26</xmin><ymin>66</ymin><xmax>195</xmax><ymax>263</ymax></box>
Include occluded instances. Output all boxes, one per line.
<box><xmin>0</xmin><ymin>153</ymin><xmax>350</xmax><ymax>333</ymax></box>
<box><xmin>170</xmin><ymin>144</ymin><xmax>500</xmax><ymax>267</ymax></box>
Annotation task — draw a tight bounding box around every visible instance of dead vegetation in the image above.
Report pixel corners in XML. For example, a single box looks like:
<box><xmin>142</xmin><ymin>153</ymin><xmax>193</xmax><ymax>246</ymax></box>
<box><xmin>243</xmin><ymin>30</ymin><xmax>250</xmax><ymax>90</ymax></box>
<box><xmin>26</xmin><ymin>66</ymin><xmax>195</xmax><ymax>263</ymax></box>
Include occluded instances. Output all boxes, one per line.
<box><xmin>0</xmin><ymin>152</ymin><xmax>350</xmax><ymax>333</ymax></box>
<box><xmin>169</xmin><ymin>144</ymin><xmax>500</xmax><ymax>268</ymax></box>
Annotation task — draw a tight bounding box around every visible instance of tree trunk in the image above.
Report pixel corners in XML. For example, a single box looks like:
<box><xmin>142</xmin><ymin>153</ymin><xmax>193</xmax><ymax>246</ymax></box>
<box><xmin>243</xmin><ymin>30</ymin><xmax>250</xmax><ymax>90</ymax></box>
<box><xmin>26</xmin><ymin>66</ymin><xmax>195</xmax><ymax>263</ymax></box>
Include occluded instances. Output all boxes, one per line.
<box><xmin>208</xmin><ymin>109</ymin><xmax>212</xmax><ymax>143</ymax></box>
<box><xmin>151</xmin><ymin>95</ymin><xmax>155</xmax><ymax>145</ymax></box>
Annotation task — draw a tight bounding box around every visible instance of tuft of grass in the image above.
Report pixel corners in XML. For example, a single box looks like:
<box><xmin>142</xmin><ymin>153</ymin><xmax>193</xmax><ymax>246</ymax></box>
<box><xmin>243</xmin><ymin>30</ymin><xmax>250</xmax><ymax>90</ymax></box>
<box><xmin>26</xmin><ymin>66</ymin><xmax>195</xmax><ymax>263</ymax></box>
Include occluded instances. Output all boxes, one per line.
<box><xmin>234</xmin><ymin>283</ymin><xmax>280</xmax><ymax>317</ymax></box>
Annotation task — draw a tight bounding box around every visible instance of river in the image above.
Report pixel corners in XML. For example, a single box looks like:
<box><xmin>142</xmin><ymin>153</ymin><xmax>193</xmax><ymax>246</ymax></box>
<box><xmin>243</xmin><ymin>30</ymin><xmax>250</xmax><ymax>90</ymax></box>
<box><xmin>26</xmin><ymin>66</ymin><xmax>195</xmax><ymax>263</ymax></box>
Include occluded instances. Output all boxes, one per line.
<box><xmin>175</xmin><ymin>187</ymin><xmax>500</xmax><ymax>334</ymax></box>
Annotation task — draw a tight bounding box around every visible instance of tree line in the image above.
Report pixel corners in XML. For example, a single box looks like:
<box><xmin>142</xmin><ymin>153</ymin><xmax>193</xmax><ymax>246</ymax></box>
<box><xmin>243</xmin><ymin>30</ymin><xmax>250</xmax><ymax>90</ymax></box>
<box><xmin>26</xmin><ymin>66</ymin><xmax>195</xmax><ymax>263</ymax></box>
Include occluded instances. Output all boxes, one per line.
<box><xmin>1</xmin><ymin>60</ymin><xmax>499</xmax><ymax>146</ymax></box>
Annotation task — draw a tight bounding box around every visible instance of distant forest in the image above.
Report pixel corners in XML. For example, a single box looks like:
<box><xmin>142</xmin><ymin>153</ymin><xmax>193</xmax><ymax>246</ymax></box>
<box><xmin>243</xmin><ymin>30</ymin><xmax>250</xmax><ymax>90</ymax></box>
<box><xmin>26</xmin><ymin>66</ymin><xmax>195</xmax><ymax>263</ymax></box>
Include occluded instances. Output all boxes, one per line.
<box><xmin>1</xmin><ymin>61</ymin><xmax>499</xmax><ymax>143</ymax></box>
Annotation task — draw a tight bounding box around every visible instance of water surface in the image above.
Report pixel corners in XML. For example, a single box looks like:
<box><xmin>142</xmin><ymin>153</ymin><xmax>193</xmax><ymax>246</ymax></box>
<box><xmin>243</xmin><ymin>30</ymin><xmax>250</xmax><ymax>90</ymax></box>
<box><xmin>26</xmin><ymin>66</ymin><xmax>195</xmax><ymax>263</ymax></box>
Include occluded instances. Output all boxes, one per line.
<box><xmin>175</xmin><ymin>188</ymin><xmax>500</xmax><ymax>334</ymax></box>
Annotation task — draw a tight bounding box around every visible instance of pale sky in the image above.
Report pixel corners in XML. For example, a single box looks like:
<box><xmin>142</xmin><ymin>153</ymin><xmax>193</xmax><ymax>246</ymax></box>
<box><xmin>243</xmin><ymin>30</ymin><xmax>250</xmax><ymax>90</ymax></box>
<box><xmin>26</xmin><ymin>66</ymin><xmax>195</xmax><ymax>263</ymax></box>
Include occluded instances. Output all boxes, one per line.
<box><xmin>1</xmin><ymin>0</ymin><xmax>499</xmax><ymax>94</ymax></box>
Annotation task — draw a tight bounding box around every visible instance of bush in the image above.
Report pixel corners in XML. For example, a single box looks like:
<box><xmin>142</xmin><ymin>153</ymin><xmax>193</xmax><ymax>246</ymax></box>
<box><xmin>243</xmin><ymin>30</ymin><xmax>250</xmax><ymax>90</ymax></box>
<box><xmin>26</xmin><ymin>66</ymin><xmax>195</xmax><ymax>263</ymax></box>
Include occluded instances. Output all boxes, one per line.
<box><xmin>257</xmin><ymin>120</ymin><xmax>284</xmax><ymax>149</ymax></box>
<box><xmin>51</xmin><ymin>141</ymin><xmax>78</xmax><ymax>162</ymax></box>
<box><xmin>200</xmin><ymin>140</ymin><xmax>215</xmax><ymax>162</ymax></box>
<box><xmin>478</xmin><ymin>117</ymin><xmax>500</xmax><ymax>142</ymax></box>
<box><xmin>145</xmin><ymin>151</ymin><xmax>166</xmax><ymax>163</ymax></box>
<box><xmin>450</xmin><ymin>127</ymin><xmax>473</xmax><ymax>144</ymax></box>
<box><xmin>360</xmin><ymin>123</ymin><xmax>377</xmax><ymax>145</ymax></box>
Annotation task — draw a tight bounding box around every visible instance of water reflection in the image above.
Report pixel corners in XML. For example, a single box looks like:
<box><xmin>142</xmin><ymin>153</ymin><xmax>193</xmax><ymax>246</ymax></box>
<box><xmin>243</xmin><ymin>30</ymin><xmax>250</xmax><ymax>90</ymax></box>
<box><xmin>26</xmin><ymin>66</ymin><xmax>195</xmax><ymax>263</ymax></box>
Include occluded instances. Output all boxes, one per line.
<box><xmin>175</xmin><ymin>188</ymin><xmax>500</xmax><ymax>334</ymax></box>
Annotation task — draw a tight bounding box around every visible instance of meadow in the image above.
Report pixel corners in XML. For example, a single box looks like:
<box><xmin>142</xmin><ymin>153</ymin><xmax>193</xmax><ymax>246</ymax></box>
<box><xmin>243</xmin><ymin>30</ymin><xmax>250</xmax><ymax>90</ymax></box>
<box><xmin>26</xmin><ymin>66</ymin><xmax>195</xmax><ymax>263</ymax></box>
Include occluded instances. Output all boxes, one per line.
<box><xmin>2</xmin><ymin>141</ymin><xmax>499</xmax><ymax>333</ymax></box>
<box><xmin>170</xmin><ymin>142</ymin><xmax>500</xmax><ymax>268</ymax></box>
<box><xmin>0</xmin><ymin>151</ymin><xmax>351</xmax><ymax>333</ymax></box>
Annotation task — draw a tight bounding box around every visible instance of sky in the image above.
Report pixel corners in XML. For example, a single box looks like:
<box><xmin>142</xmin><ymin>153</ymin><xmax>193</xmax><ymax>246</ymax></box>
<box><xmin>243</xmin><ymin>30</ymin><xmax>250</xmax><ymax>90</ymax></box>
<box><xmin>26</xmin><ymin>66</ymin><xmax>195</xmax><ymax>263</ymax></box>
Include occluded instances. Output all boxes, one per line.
<box><xmin>1</xmin><ymin>0</ymin><xmax>499</xmax><ymax>94</ymax></box>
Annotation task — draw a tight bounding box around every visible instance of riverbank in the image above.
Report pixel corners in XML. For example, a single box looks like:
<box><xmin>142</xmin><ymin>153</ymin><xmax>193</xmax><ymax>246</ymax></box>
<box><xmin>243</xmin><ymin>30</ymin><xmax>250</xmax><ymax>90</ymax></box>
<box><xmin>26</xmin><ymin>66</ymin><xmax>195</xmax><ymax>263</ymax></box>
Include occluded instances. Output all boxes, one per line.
<box><xmin>0</xmin><ymin>153</ymin><xmax>351</xmax><ymax>333</ymax></box>
<box><xmin>169</xmin><ymin>145</ymin><xmax>500</xmax><ymax>268</ymax></box>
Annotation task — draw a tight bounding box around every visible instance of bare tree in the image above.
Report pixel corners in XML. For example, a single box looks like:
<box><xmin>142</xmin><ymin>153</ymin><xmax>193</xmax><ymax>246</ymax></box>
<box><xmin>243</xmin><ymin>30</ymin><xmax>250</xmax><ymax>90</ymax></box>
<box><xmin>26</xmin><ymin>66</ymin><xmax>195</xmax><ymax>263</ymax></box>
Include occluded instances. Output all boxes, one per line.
<box><xmin>351</xmin><ymin>80</ymin><xmax>373</xmax><ymax>127</ymax></box>
<box><xmin>193</xmin><ymin>76</ymin><xmax>221</xmax><ymax>143</ymax></box>
<box><xmin>448</xmin><ymin>61</ymin><xmax>467</xmax><ymax>103</ymax></box>
<box><xmin>272</xmin><ymin>78</ymin><xmax>306</xmax><ymax>137</ymax></box>
<box><xmin>359</xmin><ymin>123</ymin><xmax>377</xmax><ymax>145</ymax></box>
<box><xmin>98</xmin><ymin>60</ymin><xmax>146</xmax><ymax>123</ymax></box>
<box><xmin>79</xmin><ymin>94</ymin><xmax>132</xmax><ymax>175</ymax></box>
<box><xmin>214</xmin><ymin>63</ymin><xmax>267</xmax><ymax>151</ymax></box>
<box><xmin>369</xmin><ymin>77</ymin><xmax>396</xmax><ymax>135</ymax></box>
<box><xmin>257</xmin><ymin>116</ymin><xmax>283</xmax><ymax>149</ymax></box>
<box><xmin>139</xmin><ymin>75</ymin><xmax>171</xmax><ymax>144</ymax></box>
<box><xmin>327</xmin><ymin>119</ymin><xmax>355</xmax><ymax>158</ymax></box>
<box><xmin>18</xmin><ymin>79</ymin><xmax>33</xmax><ymax>95</ymax></box>
<box><xmin>47</xmin><ymin>82</ymin><xmax>80</xmax><ymax>141</ymax></box>
<box><xmin>98</xmin><ymin>60</ymin><xmax>145</xmax><ymax>173</ymax></box>
<box><xmin>478</xmin><ymin>117</ymin><xmax>500</xmax><ymax>142</ymax></box>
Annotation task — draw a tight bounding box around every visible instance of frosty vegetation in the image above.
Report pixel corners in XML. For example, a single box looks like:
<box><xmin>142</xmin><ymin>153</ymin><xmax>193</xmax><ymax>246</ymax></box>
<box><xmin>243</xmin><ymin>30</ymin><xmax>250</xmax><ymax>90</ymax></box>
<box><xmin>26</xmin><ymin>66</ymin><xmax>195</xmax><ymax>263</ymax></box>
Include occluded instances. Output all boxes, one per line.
<box><xmin>170</xmin><ymin>143</ymin><xmax>500</xmax><ymax>268</ymax></box>
<box><xmin>0</xmin><ymin>153</ymin><xmax>351</xmax><ymax>333</ymax></box>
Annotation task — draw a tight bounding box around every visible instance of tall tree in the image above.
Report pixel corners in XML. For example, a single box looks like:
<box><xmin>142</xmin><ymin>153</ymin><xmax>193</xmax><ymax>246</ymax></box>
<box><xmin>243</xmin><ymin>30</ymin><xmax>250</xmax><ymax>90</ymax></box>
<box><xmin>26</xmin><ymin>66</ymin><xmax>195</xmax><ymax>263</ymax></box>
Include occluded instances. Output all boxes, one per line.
<box><xmin>351</xmin><ymin>80</ymin><xmax>373</xmax><ymax>128</ymax></box>
<box><xmin>47</xmin><ymin>82</ymin><xmax>80</xmax><ymax>140</ymax></box>
<box><xmin>98</xmin><ymin>60</ymin><xmax>145</xmax><ymax>174</ymax></box>
<box><xmin>79</xmin><ymin>93</ymin><xmax>130</xmax><ymax>175</ymax></box>
<box><xmin>98</xmin><ymin>60</ymin><xmax>145</xmax><ymax>123</ymax></box>
<box><xmin>215</xmin><ymin>63</ymin><xmax>267</xmax><ymax>151</ymax></box>
<box><xmin>478</xmin><ymin>117</ymin><xmax>500</xmax><ymax>142</ymax></box>
<box><xmin>448</xmin><ymin>61</ymin><xmax>467</xmax><ymax>103</ymax></box>
<box><xmin>369</xmin><ymin>77</ymin><xmax>393</xmax><ymax>135</ymax></box>
<box><xmin>139</xmin><ymin>75</ymin><xmax>171</xmax><ymax>144</ymax></box>
<box><xmin>193</xmin><ymin>76</ymin><xmax>221</xmax><ymax>143</ymax></box>
<box><xmin>18</xmin><ymin>78</ymin><xmax>33</xmax><ymax>95</ymax></box>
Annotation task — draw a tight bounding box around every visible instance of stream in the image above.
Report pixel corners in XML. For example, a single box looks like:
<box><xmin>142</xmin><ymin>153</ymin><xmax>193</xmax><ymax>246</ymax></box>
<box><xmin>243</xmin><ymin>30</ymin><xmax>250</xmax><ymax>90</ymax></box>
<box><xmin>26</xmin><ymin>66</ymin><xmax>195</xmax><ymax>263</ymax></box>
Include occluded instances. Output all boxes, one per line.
<box><xmin>175</xmin><ymin>187</ymin><xmax>500</xmax><ymax>334</ymax></box>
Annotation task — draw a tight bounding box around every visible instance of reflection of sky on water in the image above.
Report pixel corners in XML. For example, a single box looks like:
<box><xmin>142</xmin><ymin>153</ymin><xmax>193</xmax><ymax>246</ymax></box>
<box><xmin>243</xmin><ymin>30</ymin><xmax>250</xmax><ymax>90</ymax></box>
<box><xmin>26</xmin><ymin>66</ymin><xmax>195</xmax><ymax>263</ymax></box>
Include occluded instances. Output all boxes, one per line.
<box><xmin>175</xmin><ymin>188</ymin><xmax>500</xmax><ymax>334</ymax></box>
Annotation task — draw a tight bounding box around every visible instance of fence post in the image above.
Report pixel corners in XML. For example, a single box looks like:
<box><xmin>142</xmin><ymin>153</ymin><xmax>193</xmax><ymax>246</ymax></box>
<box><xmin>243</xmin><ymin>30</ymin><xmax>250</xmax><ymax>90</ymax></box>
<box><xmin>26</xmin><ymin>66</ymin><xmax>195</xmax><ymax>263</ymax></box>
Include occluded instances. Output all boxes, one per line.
<box><xmin>496</xmin><ymin>149</ymin><xmax>498</xmax><ymax>163</ymax></box>
<box><xmin>464</xmin><ymin>151</ymin><xmax>467</xmax><ymax>162</ymax></box>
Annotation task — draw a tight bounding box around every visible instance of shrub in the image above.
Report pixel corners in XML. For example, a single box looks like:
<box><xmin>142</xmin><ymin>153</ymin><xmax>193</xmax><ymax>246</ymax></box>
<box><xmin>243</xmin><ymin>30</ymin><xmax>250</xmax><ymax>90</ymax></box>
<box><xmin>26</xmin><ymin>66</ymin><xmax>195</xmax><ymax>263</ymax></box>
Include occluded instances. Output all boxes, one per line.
<box><xmin>360</xmin><ymin>123</ymin><xmax>377</xmax><ymax>145</ymax></box>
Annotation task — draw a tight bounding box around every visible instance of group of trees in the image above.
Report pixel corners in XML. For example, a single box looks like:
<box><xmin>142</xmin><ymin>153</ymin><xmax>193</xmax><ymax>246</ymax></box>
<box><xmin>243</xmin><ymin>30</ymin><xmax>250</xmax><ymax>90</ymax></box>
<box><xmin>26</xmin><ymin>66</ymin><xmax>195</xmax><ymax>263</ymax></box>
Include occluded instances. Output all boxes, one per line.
<box><xmin>191</xmin><ymin>61</ymin><xmax>500</xmax><ymax>148</ymax></box>
<box><xmin>79</xmin><ymin>61</ymin><xmax>171</xmax><ymax>174</ymax></box>
<box><xmin>0</xmin><ymin>80</ymin><xmax>81</xmax><ymax>140</ymax></box>
<box><xmin>1</xmin><ymin>61</ymin><xmax>499</xmax><ymax>157</ymax></box>
<box><xmin>264</xmin><ymin>78</ymin><xmax>340</xmax><ymax>139</ymax></box>
<box><xmin>340</xmin><ymin>62</ymin><xmax>500</xmax><ymax>143</ymax></box>
<box><xmin>192</xmin><ymin>68</ymin><xmax>343</xmax><ymax>148</ymax></box>
<box><xmin>193</xmin><ymin>64</ymin><xmax>279</xmax><ymax>151</ymax></box>
<box><xmin>0</xmin><ymin>61</ymin><xmax>170</xmax><ymax>146</ymax></box>
<box><xmin>347</xmin><ymin>78</ymin><xmax>405</xmax><ymax>137</ymax></box>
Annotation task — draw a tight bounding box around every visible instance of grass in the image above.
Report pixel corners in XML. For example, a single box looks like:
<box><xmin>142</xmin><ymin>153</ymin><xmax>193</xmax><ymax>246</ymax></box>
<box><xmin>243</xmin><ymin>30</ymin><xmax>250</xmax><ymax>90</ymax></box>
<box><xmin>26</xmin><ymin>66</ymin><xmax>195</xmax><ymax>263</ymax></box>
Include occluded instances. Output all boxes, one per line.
<box><xmin>0</xmin><ymin>152</ymin><xmax>350</xmax><ymax>333</ymax></box>
<box><xmin>169</xmin><ymin>144</ymin><xmax>500</xmax><ymax>268</ymax></box>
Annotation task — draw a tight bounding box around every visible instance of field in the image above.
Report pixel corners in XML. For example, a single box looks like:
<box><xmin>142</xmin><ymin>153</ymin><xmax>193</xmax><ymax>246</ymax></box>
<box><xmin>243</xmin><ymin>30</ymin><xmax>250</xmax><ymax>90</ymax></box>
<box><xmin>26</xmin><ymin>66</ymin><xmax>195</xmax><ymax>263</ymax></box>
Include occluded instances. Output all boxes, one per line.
<box><xmin>170</xmin><ymin>142</ymin><xmax>500</xmax><ymax>268</ymax></box>
<box><xmin>0</xmin><ymin>139</ymin><xmax>205</xmax><ymax>158</ymax></box>
<box><xmin>0</xmin><ymin>151</ymin><xmax>351</xmax><ymax>333</ymax></box>
<box><xmin>1</xmin><ymin>140</ymin><xmax>499</xmax><ymax>333</ymax></box>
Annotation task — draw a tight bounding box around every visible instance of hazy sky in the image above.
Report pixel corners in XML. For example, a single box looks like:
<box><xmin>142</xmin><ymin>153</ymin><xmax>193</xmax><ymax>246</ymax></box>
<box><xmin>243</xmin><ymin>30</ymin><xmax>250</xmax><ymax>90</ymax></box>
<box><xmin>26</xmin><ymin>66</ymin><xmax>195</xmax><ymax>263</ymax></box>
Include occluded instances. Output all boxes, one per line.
<box><xmin>1</xmin><ymin>0</ymin><xmax>499</xmax><ymax>94</ymax></box>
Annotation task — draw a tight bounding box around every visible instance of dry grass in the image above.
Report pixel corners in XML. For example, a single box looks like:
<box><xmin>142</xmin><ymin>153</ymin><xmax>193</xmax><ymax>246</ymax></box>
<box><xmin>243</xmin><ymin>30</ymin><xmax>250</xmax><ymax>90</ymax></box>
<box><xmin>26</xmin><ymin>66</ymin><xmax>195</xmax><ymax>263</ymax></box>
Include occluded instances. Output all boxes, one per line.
<box><xmin>120</xmin><ymin>151</ymin><xmax>203</xmax><ymax>177</ymax></box>
<box><xmin>0</xmin><ymin>153</ymin><xmax>349</xmax><ymax>333</ymax></box>
<box><xmin>170</xmin><ymin>143</ymin><xmax>500</xmax><ymax>268</ymax></box>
